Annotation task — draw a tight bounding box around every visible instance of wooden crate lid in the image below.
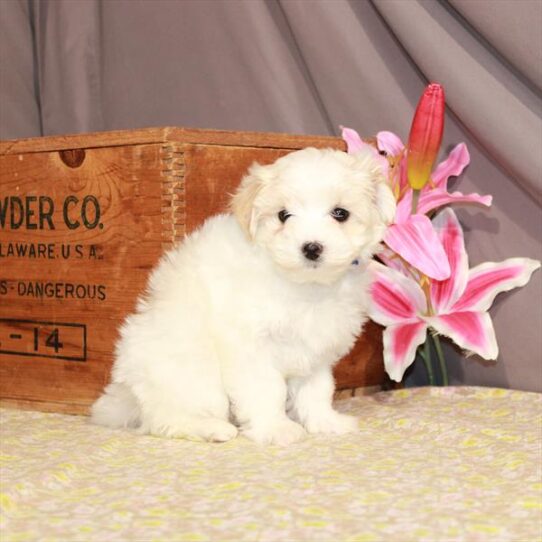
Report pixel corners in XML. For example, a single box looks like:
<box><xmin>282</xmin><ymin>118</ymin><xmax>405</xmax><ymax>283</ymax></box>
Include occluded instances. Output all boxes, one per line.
<box><xmin>0</xmin><ymin>126</ymin><xmax>345</xmax><ymax>155</ymax></box>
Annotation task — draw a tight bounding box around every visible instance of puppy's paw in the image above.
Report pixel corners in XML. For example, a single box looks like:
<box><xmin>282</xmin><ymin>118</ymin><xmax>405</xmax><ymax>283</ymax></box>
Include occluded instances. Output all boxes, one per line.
<box><xmin>244</xmin><ymin>418</ymin><xmax>306</xmax><ymax>446</ymax></box>
<box><xmin>148</xmin><ymin>417</ymin><xmax>238</xmax><ymax>442</ymax></box>
<box><xmin>201</xmin><ymin>419</ymin><xmax>239</xmax><ymax>443</ymax></box>
<box><xmin>304</xmin><ymin>412</ymin><xmax>359</xmax><ymax>435</ymax></box>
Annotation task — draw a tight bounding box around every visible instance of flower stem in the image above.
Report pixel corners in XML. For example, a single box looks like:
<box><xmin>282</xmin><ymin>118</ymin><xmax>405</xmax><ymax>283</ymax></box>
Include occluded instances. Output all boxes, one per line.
<box><xmin>411</xmin><ymin>189</ymin><xmax>421</xmax><ymax>214</ymax></box>
<box><xmin>419</xmin><ymin>340</ymin><xmax>435</xmax><ymax>386</ymax></box>
<box><xmin>432</xmin><ymin>334</ymin><xmax>449</xmax><ymax>386</ymax></box>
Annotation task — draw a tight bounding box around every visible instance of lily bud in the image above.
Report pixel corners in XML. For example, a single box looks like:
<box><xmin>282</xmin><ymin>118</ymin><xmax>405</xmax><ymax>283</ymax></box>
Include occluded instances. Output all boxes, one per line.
<box><xmin>406</xmin><ymin>83</ymin><xmax>445</xmax><ymax>191</ymax></box>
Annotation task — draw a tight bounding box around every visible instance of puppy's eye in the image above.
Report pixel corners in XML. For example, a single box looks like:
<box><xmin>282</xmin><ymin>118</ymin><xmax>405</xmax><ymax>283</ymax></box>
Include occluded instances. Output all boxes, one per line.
<box><xmin>278</xmin><ymin>209</ymin><xmax>292</xmax><ymax>223</ymax></box>
<box><xmin>331</xmin><ymin>207</ymin><xmax>350</xmax><ymax>222</ymax></box>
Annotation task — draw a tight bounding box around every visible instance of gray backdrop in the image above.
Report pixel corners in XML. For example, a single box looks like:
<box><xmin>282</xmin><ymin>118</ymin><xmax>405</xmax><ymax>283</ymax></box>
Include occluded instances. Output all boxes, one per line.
<box><xmin>1</xmin><ymin>0</ymin><xmax>541</xmax><ymax>391</ymax></box>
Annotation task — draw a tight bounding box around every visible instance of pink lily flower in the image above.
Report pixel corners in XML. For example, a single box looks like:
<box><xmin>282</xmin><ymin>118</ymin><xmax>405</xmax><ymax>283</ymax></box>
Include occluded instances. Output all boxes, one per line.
<box><xmin>376</xmin><ymin>131</ymin><xmax>493</xmax><ymax>224</ymax></box>
<box><xmin>368</xmin><ymin>208</ymin><xmax>540</xmax><ymax>382</ymax></box>
<box><xmin>406</xmin><ymin>83</ymin><xmax>445</xmax><ymax>191</ymax></box>
<box><xmin>342</xmin><ymin>127</ymin><xmax>492</xmax><ymax>280</ymax></box>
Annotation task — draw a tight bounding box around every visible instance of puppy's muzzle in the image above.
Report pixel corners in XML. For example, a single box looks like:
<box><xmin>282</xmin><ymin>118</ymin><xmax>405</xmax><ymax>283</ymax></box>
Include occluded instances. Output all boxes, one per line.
<box><xmin>302</xmin><ymin>242</ymin><xmax>324</xmax><ymax>262</ymax></box>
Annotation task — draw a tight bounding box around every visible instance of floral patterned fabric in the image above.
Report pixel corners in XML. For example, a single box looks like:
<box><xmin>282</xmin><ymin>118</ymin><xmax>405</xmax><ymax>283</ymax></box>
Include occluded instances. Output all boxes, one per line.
<box><xmin>1</xmin><ymin>387</ymin><xmax>541</xmax><ymax>542</ymax></box>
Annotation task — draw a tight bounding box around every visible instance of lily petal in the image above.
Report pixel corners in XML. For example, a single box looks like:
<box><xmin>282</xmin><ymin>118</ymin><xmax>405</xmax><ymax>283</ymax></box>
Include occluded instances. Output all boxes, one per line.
<box><xmin>430</xmin><ymin>209</ymin><xmax>469</xmax><ymax>313</ymax></box>
<box><xmin>384</xmin><ymin>215</ymin><xmax>451</xmax><ymax>280</ymax></box>
<box><xmin>416</xmin><ymin>189</ymin><xmax>492</xmax><ymax>217</ymax></box>
<box><xmin>376</xmin><ymin>131</ymin><xmax>408</xmax><ymax>199</ymax></box>
<box><xmin>342</xmin><ymin>126</ymin><xmax>389</xmax><ymax>176</ymax></box>
<box><xmin>377</xmin><ymin>131</ymin><xmax>404</xmax><ymax>156</ymax></box>
<box><xmin>428</xmin><ymin>311</ymin><xmax>498</xmax><ymax>360</ymax></box>
<box><xmin>368</xmin><ymin>261</ymin><xmax>427</xmax><ymax>326</ymax></box>
<box><xmin>394</xmin><ymin>190</ymin><xmax>413</xmax><ymax>224</ymax></box>
<box><xmin>396</xmin><ymin>157</ymin><xmax>409</xmax><ymax>200</ymax></box>
<box><xmin>383</xmin><ymin>322</ymin><xmax>428</xmax><ymax>382</ymax></box>
<box><xmin>377</xmin><ymin>245</ymin><xmax>411</xmax><ymax>277</ymax></box>
<box><xmin>431</xmin><ymin>143</ymin><xmax>470</xmax><ymax>189</ymax></box>
<box><xmin>341</xmin><ymin>126</ymin><xmax>367</xmax><ymax>154</ymax></box>
<box><xmin>452</xmin><ymin>258</ymin><xmax>541</xmax><ymax>312</ymax></box>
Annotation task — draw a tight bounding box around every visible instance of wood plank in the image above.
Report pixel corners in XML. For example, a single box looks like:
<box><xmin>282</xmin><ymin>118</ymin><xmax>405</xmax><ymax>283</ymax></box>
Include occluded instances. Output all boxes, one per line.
<box><xmin>0</xmin><ymin>398</ymin><xmax>89</xmax><ymax>415</ymax></box>
<box><xmin>0</xmin><ymin>143</ymin><xmax>167</xmax><ymax>407</ymax></box>
<box><xmin>0</xmin><ymin>126</ymin><xmax>345</xmax><ymax>155</ymax></box>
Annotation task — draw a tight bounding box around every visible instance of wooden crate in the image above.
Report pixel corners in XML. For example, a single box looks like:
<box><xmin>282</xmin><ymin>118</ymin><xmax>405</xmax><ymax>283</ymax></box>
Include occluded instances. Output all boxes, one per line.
<box><xmin>0</xmin><ymin>127</ymin><xmax>384</xmax><ymax>414</ymax></box>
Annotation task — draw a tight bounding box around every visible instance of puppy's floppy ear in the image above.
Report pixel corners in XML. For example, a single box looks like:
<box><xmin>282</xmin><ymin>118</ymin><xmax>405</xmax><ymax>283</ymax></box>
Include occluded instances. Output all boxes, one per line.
<box><xmin>348</xmin><ymin>147</ymin><xmax>396</xmax><ymax>225</ymax></box>
<box><xmin>374</xmin><ymin>178</ymin><xmax>396</xmax><ymax>225</ymax></box>
<box><xmin>230</xmin><ymin>162</ymin><xmax>272</xmax><ymax>239</ymax></box>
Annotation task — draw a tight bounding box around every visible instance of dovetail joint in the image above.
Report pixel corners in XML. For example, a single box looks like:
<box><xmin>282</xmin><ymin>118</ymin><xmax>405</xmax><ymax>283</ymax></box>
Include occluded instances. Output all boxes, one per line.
<box><xmin>160</xmin><ymin>144</ymin><xmax>186</xmax><ymax>250</ymax></box>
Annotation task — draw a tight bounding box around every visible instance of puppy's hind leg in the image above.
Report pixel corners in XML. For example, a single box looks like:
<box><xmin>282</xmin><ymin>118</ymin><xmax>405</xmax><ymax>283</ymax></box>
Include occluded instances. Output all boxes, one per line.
<box><xmin>138</xmin><ymin>397</ymin><xmax>238</xmax><ymax>442</ymax></box>
<box><xmin>133</xmin><ymin>351</ymin><xmax>238</xmax><ymax>443</ymax></box>
<box><xmin>114</xmin><ymin>300</ymin><xmax>238</xmax><ymax>442</ymax></box>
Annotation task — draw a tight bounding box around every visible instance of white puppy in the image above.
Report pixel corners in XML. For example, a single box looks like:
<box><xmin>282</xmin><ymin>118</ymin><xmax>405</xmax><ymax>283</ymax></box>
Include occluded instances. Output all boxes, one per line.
<box><xmin>91</xmin><ymin>147</ymin><xmax>395</xmax><ymax>445</ymax></box>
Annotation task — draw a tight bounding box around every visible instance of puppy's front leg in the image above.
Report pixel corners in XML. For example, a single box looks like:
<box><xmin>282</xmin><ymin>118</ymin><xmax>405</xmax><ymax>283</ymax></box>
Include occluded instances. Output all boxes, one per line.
<box><xmin>288</xmin><ymin>365</ymin><xmax>359</xmax><ymax>435</ymax></box>
<box><xmin>223</xmin><ymin>359</ymin><xmax>305</xmax><ymax>446</ymax></box>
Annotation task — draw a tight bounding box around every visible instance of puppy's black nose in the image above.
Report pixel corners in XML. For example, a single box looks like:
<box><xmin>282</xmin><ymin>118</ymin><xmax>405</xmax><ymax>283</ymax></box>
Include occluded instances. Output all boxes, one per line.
<box><xmin>302</xmin><ymin>242</ymin><xmax>324</xmax><ymax>261</ymax></box>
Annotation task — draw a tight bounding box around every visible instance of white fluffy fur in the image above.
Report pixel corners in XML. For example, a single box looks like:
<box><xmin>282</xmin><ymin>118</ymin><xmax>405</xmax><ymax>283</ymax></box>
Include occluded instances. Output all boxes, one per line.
<box><xmin>91</xmin><ymin>147</ymin><xmax>395</xmax><ymax>445</ymax></box>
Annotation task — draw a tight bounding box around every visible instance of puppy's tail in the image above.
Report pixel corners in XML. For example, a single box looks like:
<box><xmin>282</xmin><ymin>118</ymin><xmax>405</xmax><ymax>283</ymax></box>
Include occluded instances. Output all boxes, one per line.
<box><xmin>90</xmin><ymin>382</ymin><xmax>141</xmax><ymax>429</ymax></box>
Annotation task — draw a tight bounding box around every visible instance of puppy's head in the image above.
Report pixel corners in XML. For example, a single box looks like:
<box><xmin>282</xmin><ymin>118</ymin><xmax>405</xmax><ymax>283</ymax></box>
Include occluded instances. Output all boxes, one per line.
<box><xmin>231</xmin><ymin>147</ymin><xmax>395</xmax><ymax>285</ymax></box>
